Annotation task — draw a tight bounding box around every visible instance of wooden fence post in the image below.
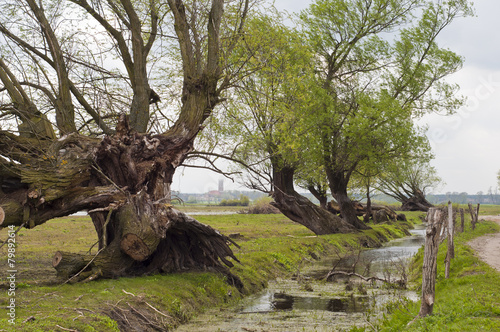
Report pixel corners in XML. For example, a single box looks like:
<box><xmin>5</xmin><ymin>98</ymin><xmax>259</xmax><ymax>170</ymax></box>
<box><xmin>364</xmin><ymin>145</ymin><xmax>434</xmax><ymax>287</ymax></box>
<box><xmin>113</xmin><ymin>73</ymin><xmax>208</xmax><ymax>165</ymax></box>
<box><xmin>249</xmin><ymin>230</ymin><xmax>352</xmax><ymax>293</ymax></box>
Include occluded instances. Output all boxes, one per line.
<box><xmin>476</xmin><ymin>203</ymin><xmax>481</xmax><ymax>229</ymax></box>
<box><xmin>468</xmin><ymin>203</ymin><xmax>474</xmax><ymax>230</ymax></box>
<box><xmin>459</xmin><ymin>208</ymin><xmax>465</xmax><ymax>233</ymax></box>
<box><xmin>418</xmin><ymin>207</ymin><xmax>445</xmax><ymax>317</ymax></box>
<box><xmin>468</xmin><ymin>203</ymin><xmax>481</xmax><ymax>231</ymax></box>
<box><xmin>445</xmin><ymin>202</ymin><xmax>455</xmax><ymax>279</ymax></box>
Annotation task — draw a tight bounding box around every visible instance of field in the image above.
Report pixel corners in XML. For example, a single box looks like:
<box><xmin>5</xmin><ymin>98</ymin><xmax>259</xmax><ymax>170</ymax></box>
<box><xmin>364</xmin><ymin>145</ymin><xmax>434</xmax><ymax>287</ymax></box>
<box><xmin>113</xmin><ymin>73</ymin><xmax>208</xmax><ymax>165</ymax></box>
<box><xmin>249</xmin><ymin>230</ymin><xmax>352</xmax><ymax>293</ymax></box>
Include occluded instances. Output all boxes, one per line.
<box><xmin>0</xmin><ymin>205</ymin><xmax>498</xmax><ymax>331</ymax></box>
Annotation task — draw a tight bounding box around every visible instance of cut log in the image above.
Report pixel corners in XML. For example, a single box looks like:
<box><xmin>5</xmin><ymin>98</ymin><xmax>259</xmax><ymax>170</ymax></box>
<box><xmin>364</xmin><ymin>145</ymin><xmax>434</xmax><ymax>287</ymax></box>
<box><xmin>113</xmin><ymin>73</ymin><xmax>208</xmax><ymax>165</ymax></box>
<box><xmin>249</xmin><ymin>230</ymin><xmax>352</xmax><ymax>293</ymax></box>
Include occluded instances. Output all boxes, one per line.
<box><xmin>118</xmin><ymin>194</ymin><xmax>168</xmax><ymax>261</ymax></box>
<box><xmin>52</xmin><ymin>251</ymin><xmax>89</xmax><ymax>279</ymax></box>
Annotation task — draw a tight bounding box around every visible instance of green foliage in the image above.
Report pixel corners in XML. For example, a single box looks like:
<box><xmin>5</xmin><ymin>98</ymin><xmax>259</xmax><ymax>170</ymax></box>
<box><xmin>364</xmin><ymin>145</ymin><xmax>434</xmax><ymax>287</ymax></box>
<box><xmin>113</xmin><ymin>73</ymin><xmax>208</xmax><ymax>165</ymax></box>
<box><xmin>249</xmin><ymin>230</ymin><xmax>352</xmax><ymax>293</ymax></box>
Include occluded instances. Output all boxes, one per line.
<box><xmin>377</xmin><ymin>156</ymin><xmax>443</xmax><ymax>203</ymax></box>
<box><xmin>211</xmin><ymin>9</ymin><xmax>316</xmax><ymax>190</ymax></box>
<box><xmin>219</xmin><ymin>195</ymin><xmax>250</xmax><ymax>206</ymax></box>
<box><xmin>270</xmin><ymin>252</ymin><xmax>295</xmax><ymax>271</ymax></box>
<box><xmin>296</xmin><ymin>0</ymin><xmax>472</xmax><ymax>205</ymax></box>
<box><xmin>217</xmin><ymin>0</ymin><xmax>473</xmax><ymax>215</ymax></box>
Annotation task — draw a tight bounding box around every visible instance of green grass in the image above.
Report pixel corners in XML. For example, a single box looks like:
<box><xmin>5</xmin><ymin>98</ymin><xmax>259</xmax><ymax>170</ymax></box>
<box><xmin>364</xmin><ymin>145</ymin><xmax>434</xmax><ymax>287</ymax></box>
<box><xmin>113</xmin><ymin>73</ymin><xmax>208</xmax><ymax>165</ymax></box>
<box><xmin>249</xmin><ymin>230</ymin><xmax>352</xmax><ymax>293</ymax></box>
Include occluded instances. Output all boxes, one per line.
<box><xmin>356</xmin><ymin>212</ymin><xmax>500</xmax><ymax>331</ymax></box>
<box><xmin>0</xmin><ymin>209</ymin><xmax>433</xmax><ymax>331</ymax></box>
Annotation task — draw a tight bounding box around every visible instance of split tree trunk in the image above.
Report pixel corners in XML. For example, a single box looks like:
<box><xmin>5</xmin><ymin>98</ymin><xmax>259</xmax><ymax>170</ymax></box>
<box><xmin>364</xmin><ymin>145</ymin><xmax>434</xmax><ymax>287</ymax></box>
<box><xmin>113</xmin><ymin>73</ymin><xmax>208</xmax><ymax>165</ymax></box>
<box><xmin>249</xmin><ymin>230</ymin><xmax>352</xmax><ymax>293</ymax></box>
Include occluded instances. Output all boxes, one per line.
<box><xmin>0</xmin><ymin>117</ymin><xmax>241</xmax><ymax>285</ymax></box>
<box><xmin>418</xmin><ymin>207</ymin><xmax>445</xmax><ymax>317</ymax></box>
<box><xmin>271</xmin><ymin>162</ymin><xmax>355</xmax><ymax>235</ymax></box>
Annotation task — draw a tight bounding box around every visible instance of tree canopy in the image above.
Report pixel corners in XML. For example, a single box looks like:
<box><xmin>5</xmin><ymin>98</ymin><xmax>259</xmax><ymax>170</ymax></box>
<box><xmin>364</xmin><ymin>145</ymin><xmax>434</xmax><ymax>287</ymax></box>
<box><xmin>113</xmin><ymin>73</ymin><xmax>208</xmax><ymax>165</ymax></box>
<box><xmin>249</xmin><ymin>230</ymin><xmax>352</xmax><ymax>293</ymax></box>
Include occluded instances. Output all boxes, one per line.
<box><xmin>213</xmin><ymin>0</ymin><xmax>471</xmax><ymax>230</ymax></box>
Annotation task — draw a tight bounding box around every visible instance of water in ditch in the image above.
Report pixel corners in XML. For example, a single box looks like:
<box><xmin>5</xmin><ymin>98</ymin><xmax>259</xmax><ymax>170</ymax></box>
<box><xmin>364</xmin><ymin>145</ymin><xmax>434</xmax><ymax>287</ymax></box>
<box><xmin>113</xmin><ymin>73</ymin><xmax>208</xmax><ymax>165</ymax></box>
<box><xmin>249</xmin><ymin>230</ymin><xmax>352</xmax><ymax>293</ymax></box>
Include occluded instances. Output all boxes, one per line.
<box><xmin>175</xmin><ymin>225</ymin><xmax>426</xmax><ymax>332</ymax></box>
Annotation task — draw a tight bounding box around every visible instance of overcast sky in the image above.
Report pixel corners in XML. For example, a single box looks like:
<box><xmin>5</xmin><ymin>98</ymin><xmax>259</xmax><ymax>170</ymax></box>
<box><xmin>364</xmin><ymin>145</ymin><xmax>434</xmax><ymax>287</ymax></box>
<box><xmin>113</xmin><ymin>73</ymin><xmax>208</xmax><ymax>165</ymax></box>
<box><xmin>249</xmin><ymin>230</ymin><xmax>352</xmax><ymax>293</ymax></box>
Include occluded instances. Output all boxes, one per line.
<box><xmin>175</xmin><ymin>0</ymin><xmax>500</xmax><ymax>195</ymax></box>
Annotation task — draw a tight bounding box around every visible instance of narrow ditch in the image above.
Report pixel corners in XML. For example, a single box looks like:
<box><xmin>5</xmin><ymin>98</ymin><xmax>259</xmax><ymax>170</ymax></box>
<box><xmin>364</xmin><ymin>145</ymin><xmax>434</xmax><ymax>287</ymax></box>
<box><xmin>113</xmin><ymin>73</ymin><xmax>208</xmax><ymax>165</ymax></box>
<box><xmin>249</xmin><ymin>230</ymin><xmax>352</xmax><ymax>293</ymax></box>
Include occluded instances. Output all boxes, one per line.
<box><xmin>175</xmin><ymin>225</ymin><xmax>426</xmax><ymax>331</ymax></box>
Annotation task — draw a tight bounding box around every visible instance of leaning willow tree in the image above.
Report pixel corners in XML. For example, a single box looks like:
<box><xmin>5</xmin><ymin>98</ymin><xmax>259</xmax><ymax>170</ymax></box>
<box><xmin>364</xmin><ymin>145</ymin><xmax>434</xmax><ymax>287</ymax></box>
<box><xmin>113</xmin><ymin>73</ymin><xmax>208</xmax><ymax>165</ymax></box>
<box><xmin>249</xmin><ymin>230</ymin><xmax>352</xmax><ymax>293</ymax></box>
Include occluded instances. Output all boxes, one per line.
<box><xmin>0</xmin><ymin>0</ymin><xmax>251</xmax><ymax>282</ymax></box>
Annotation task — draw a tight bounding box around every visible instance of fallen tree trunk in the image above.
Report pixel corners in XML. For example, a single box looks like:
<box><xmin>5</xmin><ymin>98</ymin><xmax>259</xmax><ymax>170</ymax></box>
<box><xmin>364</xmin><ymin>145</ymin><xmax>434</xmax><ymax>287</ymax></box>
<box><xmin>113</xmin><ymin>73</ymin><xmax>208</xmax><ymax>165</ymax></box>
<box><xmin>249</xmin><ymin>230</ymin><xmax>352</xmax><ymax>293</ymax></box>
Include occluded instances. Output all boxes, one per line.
<box><xmin>400</xmin><ymin>192</ymin><xmax>433</xmax><ymax>212</ymax></box>
<box><xmin>327</xmin><ymin>201</ymin><xmax>406</xmax><ymax>223</ymax></box>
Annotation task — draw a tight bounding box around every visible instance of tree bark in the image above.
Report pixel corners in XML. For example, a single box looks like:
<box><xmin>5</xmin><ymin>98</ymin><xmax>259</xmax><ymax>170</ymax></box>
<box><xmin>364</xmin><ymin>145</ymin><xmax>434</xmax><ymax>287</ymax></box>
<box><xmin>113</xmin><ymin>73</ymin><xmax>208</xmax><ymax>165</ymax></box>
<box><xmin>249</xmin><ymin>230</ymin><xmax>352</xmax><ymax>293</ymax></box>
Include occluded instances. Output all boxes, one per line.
<box><xmin>0</xmin><ymin>118</ymin><xmax>240</xmax><ymax>284</ymax></box>
<box><xmin>327</xmin><ymin>170</ymin><xmax>370</xmax><ymax>230</ymax></box>
<box><xmin>271</xmin><ymin>161</ymin><xmax>355</xmax><ymax>235</ymax></box>
<box><xmin>468</xmin><ymin>203</ymin><xmax>480</xmax><ymax>231</ymax></box>
<box><xmin>418</xmin><ymin>207</ymin><xmax>445</xmax><ymax>317</ymax></box>
<box><xmin>445</xmin><ymin>202</ymin><xmax>455</xmax><ymax>279</ymax></box>
<box><xmin>459</xmin><ymin>208</ymin><xmax>465</xmax><ymax>233</ymax></box>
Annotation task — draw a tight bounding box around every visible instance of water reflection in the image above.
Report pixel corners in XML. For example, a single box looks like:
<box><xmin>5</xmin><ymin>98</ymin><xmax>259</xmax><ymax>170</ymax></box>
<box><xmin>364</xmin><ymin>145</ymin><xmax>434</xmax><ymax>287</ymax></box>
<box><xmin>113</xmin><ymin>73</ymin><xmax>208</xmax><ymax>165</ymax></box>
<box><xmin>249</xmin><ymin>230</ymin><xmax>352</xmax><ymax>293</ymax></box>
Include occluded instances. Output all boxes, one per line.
<box><xmin>242</xmin><ymin>223</ymin><xmax>426</xmax><ymax>315</ymax></box>
<box><xmin>242</xmin><ymin>291</ymin><xmax>370</xmax><ymax>313</ymax></box>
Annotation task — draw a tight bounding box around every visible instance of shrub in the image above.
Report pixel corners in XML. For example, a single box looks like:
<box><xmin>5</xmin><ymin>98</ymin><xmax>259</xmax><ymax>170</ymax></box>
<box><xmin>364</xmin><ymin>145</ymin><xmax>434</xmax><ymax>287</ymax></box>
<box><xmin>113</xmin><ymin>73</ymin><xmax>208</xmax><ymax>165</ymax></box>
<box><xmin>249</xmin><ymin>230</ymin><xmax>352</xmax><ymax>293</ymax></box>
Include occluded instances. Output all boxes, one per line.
<box><xmin>219</xmin><ymin>195</ymin><xmax>250</xmax><ymax>206</ymax></box>
<box><xmin>242</xmin><ymin>196</ymin><xmax>281</xmax><ymax>214</ymax></box>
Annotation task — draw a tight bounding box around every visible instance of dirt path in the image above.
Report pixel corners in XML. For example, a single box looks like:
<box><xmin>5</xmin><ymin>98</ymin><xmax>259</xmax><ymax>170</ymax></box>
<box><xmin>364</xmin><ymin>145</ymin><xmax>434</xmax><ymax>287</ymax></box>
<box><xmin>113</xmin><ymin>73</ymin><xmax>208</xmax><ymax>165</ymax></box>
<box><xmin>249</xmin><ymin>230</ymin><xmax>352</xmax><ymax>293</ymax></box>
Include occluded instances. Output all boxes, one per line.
<box><xmin>467</xmin><ymin>215</ymin><xmax>500</xmax><ymax>272</ymax></box>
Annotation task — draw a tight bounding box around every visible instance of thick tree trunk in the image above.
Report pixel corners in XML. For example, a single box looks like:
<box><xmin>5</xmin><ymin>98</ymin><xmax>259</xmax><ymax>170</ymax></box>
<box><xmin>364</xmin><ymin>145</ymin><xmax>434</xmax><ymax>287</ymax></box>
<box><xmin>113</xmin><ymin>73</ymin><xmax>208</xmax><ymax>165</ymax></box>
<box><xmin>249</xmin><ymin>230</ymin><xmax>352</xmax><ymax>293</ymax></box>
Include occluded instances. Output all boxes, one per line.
<box><xmin>0</xmin><ymin>117</ymin><xmax>240</xmax><ymax>285</ymax></box>
<box><xmin>270</xmin><ymin>162</ymin><xmax>355</xmax><ymax>235</ymax></box>
<box><xmin>327</xmin><ymin>171</ymin><xmax>370</xmax><ymax>230</ymax></box>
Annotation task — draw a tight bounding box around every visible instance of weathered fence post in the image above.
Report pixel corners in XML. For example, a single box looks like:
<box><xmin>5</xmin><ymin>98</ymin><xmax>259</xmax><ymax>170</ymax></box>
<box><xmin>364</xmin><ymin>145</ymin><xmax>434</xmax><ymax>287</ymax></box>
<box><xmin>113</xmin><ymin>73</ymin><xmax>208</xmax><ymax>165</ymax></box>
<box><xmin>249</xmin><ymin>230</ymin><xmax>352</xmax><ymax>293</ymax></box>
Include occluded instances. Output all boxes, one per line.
<box><xmin>476</xmin><ymin>203</ymin><xmax>481</xmax><ymax>229</ymax></box>
<box><xmin>445</xmin><ymin>202</ymin><xmax>455</xmax><ymax>279</ymax></box>
<box><xmin>468</xmin><ymin>203</ymin><xmax>481</xmax><ymax>231</ymax></box>
<box><xmin>459</xmin><ymin>208</ymin><xmax>465</xmax><ymax>233</ymax></box>
<box><xmin>418</xmin><ymin>207</ymin><xmax>445</xmax><ymax>317</ymax></box>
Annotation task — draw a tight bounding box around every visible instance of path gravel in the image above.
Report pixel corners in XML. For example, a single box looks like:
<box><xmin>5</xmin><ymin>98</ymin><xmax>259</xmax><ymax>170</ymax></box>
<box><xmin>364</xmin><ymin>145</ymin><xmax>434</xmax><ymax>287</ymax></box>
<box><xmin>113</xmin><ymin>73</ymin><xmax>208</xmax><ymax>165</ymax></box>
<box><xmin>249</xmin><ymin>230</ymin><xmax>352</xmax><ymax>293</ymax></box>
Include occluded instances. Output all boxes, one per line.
<box><xmin>467</xmin><ymin>215</ymin><xmax>500</xmax><ymax>272</ymax></box>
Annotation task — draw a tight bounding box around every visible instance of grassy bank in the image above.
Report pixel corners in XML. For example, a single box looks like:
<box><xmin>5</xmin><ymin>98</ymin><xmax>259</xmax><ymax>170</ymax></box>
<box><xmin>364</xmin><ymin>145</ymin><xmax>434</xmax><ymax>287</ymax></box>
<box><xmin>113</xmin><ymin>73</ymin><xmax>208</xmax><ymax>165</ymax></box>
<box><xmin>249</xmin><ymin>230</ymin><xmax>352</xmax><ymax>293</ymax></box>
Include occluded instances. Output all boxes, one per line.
<box><xmin>358</xmin><ymin>208</ymin><xmax>500</xmax><ymax>331</ymax></box>
<box><xmin>0</xmin><ymin>211</ymin><xmax>421</xmax><ymax>331</ymax></box>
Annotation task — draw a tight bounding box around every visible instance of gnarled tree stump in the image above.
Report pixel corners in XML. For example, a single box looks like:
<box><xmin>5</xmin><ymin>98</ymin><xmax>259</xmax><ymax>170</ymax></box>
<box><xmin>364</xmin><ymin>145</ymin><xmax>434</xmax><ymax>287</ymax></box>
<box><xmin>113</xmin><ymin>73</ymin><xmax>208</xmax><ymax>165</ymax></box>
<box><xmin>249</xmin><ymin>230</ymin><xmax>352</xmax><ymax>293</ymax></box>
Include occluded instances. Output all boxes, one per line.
<box><xmin>1</xmin><ymin>116</ymin><xmax>241</xmax><ymax>286</ymax></box>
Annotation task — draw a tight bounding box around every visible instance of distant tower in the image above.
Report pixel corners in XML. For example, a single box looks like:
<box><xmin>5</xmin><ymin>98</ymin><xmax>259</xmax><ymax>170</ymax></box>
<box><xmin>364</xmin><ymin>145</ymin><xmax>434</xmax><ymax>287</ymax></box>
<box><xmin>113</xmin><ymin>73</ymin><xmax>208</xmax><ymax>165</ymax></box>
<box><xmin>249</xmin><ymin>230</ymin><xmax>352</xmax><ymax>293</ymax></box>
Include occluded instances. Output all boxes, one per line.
<box><xmin>218</xmin><ymin>179</ymin><xmax>224</xmax><ymax>192</ymax></box>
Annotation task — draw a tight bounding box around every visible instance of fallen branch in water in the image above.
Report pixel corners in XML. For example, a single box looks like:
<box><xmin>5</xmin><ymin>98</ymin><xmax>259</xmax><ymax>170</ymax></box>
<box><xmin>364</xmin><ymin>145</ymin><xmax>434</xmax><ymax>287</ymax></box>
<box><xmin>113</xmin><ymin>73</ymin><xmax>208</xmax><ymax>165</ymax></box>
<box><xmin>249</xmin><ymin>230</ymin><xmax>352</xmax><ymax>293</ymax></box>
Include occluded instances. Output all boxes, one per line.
<box><xmin>325</xmin><ymin>270</ymin><xmax>406</xmax><ymax>288</ymax></box>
